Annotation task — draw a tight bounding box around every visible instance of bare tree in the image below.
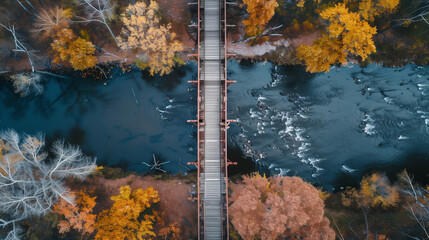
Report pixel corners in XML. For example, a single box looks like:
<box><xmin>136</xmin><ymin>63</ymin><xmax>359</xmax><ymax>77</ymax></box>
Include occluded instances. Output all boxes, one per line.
<box><xmin>75</xmin><ymin>0</ymin><xmax>119</xmax><ymax>44</ymax></box>
<box><xmin>0</xmin><ymin>130</ymin><xmax>96</xmax><ymax>239</ymax></box>
<box><xmin>142</xmin><ymin>153</ymin><xmax>169</xmax><ymax>173</ymax></box>
<box><xmin>9</xmin><ymin>72</ymin><xmax>44</xmax><ymax>97</ymax></box>
<box><xmin>400</xmin><ymin>171</ymin><xmax>429</xmax><ymax>239</ymax></box>
<box><xmin>0</xmin><ymin>24</ymin><xmax>37</xmax><ymax>72</ymax></box>
<box><xmin>397</xmin><ymin>4</ymin><xmax>429</xmax><ymax>25</ymax></box>
<box><xmin>33</xmin><ymin>7</ymin><xmax>71</xmax><ymax>38</ymax></box>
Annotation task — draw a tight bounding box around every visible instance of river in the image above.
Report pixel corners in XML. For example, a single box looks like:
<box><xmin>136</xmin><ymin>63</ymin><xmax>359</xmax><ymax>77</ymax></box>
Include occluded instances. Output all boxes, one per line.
<box><xmin>0</xmin><ymin>61</ymin><xmax>428</xmax><ymax>188</ymax></box>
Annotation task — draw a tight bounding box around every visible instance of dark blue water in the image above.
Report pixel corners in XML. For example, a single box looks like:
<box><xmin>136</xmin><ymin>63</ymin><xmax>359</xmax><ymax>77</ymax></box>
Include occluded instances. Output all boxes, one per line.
<box><xmin>227</xmin><ymin>61</ymin><xmax>429</xmax><ymax>188</ymax></box>
<box><xmin>1</xmin><ymin>61</ymin><xmax>428</xmax><ymax>188</ymax></box>
<box><xmin>0</xmin><ymin>64</ymin><xmax>198</xmax><ymax>173</ymax></box>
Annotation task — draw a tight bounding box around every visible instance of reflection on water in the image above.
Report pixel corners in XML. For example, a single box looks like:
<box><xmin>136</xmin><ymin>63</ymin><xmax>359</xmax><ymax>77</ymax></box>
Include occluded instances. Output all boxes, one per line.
<box><xmin>0</xmin><ymin>63</ymin><xmax>198</xmax><ymax>174</ymax></box>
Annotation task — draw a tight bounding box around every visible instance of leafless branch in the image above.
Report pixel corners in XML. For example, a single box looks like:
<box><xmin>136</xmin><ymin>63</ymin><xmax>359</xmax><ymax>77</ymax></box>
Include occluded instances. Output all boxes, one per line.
<box><xmin>142</xmin><ymin>153</ymin><xmax>170</xmax><ymax>173</ymax></box>
<box><xmin>400</xmin><ymin>171</ymin><xmax>429</xmax><ymax>238</ymax></box>
<box><xmin>75</xmin><ymin>0</ymin><xmax>118</xmax><ymax>44</ymax></box>
<box><xmin>0</xmin><ymin>24</ymin><xmax>37</xmax><ymax>72</ymax></box>
<box><xmin>0</xmin><ymin>130</ymin><xmax>96</xmax><ymax>239</ymax></box>
<box><xmin>232</xmin><ymin>25</ymin><xmax>283</xmax><ymax>44</ymax></box>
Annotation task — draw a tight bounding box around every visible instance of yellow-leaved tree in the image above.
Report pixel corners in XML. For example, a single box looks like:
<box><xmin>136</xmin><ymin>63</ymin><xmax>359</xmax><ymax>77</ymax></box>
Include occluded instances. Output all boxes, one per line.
<box><xmin>296</xmin><ymin>0</ymin><xmax>321</xmax><ymax>8</ymax></box>
<box><xmin>357</xmin><ymin>0</ymin><xmax>400</xmax><ymax>22</ymax></box>
<box><xmin>54</xmin><ymin>190</ymin><xmax>97</xmax><ymax>236</ymax></box>
<box><xmin>296</xmin><ymin>3</ymin><xmax>377</xmax><ymax>73</ymax></box>
<box><xmin>242</xmin><ymin>0</ymin><xmax>279</xmax><ymax>44</ymax></box>
<box><xmin>94</xmin><ymin>185</ymin><xmax>160</xmax><ymax>240</ymax></box>
<box><xmin>51</xmin><ymin>28</ymin><xmax>97</xmax><ymax>70</ymax></box>
<box><xmin>118</xmin><ymin>1</ymin><xmax>183</xmax><ymax>76</ymax></box>
<box><xmin>341</xmin><ymin>173</ymin><xmax>400</xmax><ymax>209</ymax></box>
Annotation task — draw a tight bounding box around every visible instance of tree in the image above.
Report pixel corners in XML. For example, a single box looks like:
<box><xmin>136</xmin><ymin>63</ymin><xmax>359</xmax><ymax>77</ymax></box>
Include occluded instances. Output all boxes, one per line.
<box><xmin>229</xmin><ymin>174</ymin><xmax>335</xmax><ymax>240</ymax></box>
<box><xmin>341</xmin><ymin>173</ymin><xmax>400</xmax><ymax>240</ymax></box>
<box><xmin>0</xmin><ymin>130</ymin><xmax>96</xmax><ymax>239</ymax></box>
<box><xmin>9</xmin><ymin>72</ymin><xmax>44</xmax><ymax>97</ymax></box>
<box><xmin>94</xmin><ymin>185</ymin><xmax>160</xmax><ymax>240</ymax></box>
<box><xmin>341</xmin><ymin>173</ymin><xmax>400</xmax><ymax>209</ymax></box>
<box><xmin>391</xmin><ymin>2</ymin><xmax>429</xmax><ymax>28</ymax></box>
<box><xmin>398</xmin><ymin>170</ymin><xmax>429</xmax><ymax>238</ymax></box>
<box><xmin>54</xmin><ymin>190</ymin><xmax>97</xmax><ymax>236</ymax></box>
<box><xmin>357</xmin><ymin>0</ymin><xmax>400</xmax><ymax>22</ymax></box>
<box><xmin>33</xmin><ymin>7</ymin><xmax>72</xmax><ymax>38</ymax></box>
<box><xmin>158</xmin><ymin>223</ymin><xmax>181</xmax><ymax>239</ymax></box>
<box><xmin>51</xmin><ymin>28</ymin><xmax>97</xmax><ymax>70</ymax></box>
<box><xmin>118</xmin><ymin>1</ymin><xmax>183</xmax><ymax>76</ymax></box>
<box><xmin>296</xmin><ymin>3</ymin><xmax>377</xmax><ymax>73</ymax></box>
<box><xmin>242</xmin><ymin>0</ymin><xmax>279</xmax><ymax>44</ymax></box>
<box><xmin>76</xmin><ymin>0</ymin><xmax>119</xmax><ymax>44</ymax></box>
<box><xmin>0</xmin><ymin>24</ymin><xmax>38</xmax><ymax>72</ymax></box>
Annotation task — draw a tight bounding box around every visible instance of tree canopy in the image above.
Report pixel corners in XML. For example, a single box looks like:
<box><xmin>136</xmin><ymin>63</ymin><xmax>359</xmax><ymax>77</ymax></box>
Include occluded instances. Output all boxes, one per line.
<box><xmin>242</xmin><ymin>0</ymin><xmax>279</xmax><ymax>44</ymax></box>
<box><xmin>54</xmin><ymin>190</ymin><xmax>97</xmax><ymax>235</ymax></box>
<box><xmin>342</xmin><ymin>173</ymin><xmax>400</xmax><ymax>209</ymax></box>
<box><xmin>296</xmin><ymin>3</ymin><xmax>377</xmax><ymax>73</ymax></box>
<box><xmin>229</xmin><ymin>174</ymin><xmax>335</xmax><ymax>240</ymax></box>
<box><xmin>51</xmin><ymin>28</ymin><xmax>98</xmax><ymax>70</ymax></box>
<box><xmin>356</xmin><ymin>0</ymin><xmax>400</xmax><ymax>22</ymax></box>
<box><xmin>118</xmin><ymin>1</ymin><xmax>183</xmax><ymax>76</ymax></box>
<box><xmin>94</xmin><ymin>185</ymin><xmax>160</xmax><ymax>240</ymax></box>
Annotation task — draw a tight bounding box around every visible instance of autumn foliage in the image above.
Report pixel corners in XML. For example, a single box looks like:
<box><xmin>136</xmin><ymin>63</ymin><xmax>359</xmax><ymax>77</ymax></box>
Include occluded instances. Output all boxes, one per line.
<box><xmin>118</xmin><ymin>1</ymin><xmax>183</xmax><ymax>76</ymax></box>
<box><xmin>356</xmin><ymin>0</ymin><xmax>400</xmax><ymax>22</ymax></box>
<box><xmin>54</xmin><ymin>190</ymin><xmax>97</xmax><ymax>235</ymax></box>
<box><xmin>297</xmin><ymin>3</ymin><xmax>377</xmax><ymax>73</ymax></box>
<box><xmin>242</xmin><ymin>0</ymin><xmax>278</xmax><ymax>44</ymax></box>
<box><xmin>51</xmin><ymin>28</ymin><xmax>97</xmax><ymax>70</ymax></box>
<box><xmin>229</xmin><ymin>174</ymin><xmax>335</xmax><ymax>240</ymax></box>
<box><xmin>94</xmin><ymin>185</ymin><xmax>160</xmax><ymax>240</ymax></box>
<box><xmin>341</xmin><ymin>173</ymin><xmax>400</xmax><ymax>209</ymax></box>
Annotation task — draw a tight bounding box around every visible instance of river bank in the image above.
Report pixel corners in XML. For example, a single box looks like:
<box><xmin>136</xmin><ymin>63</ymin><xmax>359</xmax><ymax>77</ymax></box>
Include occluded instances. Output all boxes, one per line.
<box><xmin>2</xmin><ymin>0</ymin><xmax>429</xmax><ymax>74</ymax></box>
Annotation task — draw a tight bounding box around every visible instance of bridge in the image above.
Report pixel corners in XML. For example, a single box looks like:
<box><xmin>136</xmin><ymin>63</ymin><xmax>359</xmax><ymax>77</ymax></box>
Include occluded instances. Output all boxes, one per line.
<box><xmin>187</xmin><ymin>0</ymin><xmax>236</xmax><ymax>238</ymax></box>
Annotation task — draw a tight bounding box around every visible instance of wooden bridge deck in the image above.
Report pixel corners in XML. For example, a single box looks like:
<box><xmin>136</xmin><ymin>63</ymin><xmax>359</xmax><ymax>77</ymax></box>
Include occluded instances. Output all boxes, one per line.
<box><xmin>203</xmin><ymin>0</ymin><xmax>222</xmax><ymax>239</ymax></box>
<box><xmin>188</xmin><ymin>0</ymin><xmax>232</xmax><ymax>238</ymax></box>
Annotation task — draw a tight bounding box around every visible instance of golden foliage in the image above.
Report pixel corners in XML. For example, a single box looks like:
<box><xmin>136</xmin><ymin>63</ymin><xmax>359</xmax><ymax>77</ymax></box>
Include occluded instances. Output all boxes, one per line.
<box><xmin>94</xmin><ymin>185</ymin><xmax>160</xmax><ymax>240</ymax></box>
<box><xmin>51</xmin><ymin>28</ymin><xmax>97</xmax><ymax>70</ymax></box>
<box><xmin>54</xmin><ymin>191</ymin><xmax>97</xmax><ymax>235</ymax></box>
<box><xmin>341</xmin><ymin>173</ymin><xmax>400</xmax><ymax>209</ymax></box>
<box><xmin>118</xmin><ymin>1</ymin><xmax>183</xmax><ymax>76</ymax></box>
<box><xmin>318</xmin><ymin>188</ymin><xmax>331</xmax><ymax>201</ymax></box>
<box><xmin>296</xmin><ymin>3</ymin><xmax>377</xmax><ymax>73</ymax></box>
<box><xmin>296</xmin><ymin>0</ymin><xmax>321</xmax><ymax>8</ymax></box>
<box><xmin>358</xmin><ymin>0</ymin><xmax>400</xmax><ymax>22</ymax></box>
<box><xmin>242</xmin><ymin>0</ymin><xmax>278</xmax><ymax>43</ymax></box>
<box><xmin>158</xmin><ymin>223</ymin><xmax>181</xmax><ymax>239</ymax></box>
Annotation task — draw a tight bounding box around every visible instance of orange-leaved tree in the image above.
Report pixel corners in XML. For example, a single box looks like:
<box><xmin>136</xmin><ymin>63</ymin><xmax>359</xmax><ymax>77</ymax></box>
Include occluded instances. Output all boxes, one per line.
<box><xmin>51</xmin><ymin>28</ymin><xmax>97</xmax><ymax>70</ymax></box>
<box><xmin>342</xmin><ymin>173</ymin><xmax>400</xmax><ymax>209</ymax></box>
<box><xmin>242</xmin><ymin>0</ymin><xmax>279</xmax><ymax>44</ymax></box>
<box><xmin>229</xmin><ymin>173</ymin><xmax>335</xmax><ymax>240</ymax></box>
<box><xmin>296</xmin><ymin>3</ymin><xmax>377</xmax><ymax>73</ymax></box>
<box><xmin>54</xmin><ymin>190</ymin><xmax>97</xmax><ymax>235</ymax></box>
<box><xmin>94</xmin><ymin>185</ymin><xmax>160</xmax><ymax>240</ymax></box>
